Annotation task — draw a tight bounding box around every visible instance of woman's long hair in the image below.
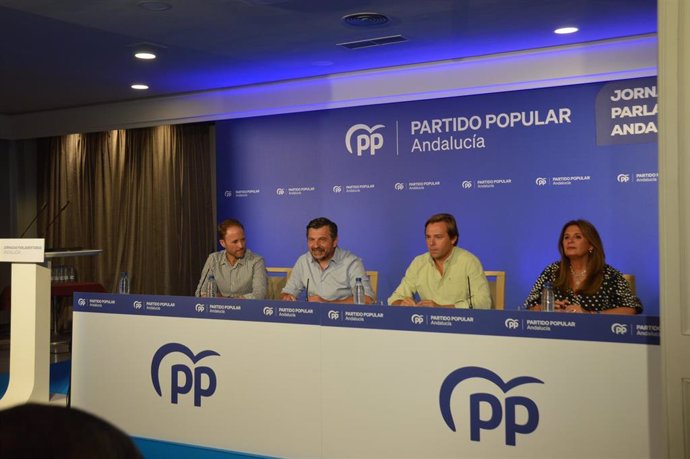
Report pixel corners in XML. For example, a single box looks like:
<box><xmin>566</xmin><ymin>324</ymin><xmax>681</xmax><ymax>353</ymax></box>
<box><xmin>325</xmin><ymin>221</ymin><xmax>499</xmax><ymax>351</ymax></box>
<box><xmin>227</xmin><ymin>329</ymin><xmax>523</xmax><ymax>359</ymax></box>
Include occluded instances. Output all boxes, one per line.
<box><xmin>554</xmin><ymin>219</ymin><xmax>605</xmax><ymax>295</ymax></box>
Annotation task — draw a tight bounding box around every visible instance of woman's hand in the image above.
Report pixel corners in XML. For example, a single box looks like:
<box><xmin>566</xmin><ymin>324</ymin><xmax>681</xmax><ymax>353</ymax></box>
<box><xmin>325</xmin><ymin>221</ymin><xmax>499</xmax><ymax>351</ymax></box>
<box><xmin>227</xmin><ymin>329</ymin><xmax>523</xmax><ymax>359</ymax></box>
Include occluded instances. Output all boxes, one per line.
<box><xmin>556</xmin><ymin>299</ymin><xmax>585</xmax><ymax>313</ymax></box>
<box><xmin>554</xmin><ymin>299</ymin><xmax>568</xmax><ymax>311</ymax></box>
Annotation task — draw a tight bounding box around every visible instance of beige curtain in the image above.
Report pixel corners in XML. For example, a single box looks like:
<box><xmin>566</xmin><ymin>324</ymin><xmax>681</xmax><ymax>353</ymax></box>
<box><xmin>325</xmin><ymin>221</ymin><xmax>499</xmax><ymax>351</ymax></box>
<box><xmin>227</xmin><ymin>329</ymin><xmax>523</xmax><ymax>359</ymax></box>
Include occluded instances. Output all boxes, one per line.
<box><xmin>36</xmin><ymin>124</ymin><xmax>215</xmax><ymax>295</ymax></box>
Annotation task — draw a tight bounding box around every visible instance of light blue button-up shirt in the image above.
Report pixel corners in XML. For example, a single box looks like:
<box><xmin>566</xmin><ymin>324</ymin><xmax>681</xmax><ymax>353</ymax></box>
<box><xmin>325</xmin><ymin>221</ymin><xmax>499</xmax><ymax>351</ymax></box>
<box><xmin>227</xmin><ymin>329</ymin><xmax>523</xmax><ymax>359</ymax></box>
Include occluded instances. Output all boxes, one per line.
<box><xmin>282</xmin><ymin>247</ymin><xmax>374</xmax><ymax>301</ymax></box>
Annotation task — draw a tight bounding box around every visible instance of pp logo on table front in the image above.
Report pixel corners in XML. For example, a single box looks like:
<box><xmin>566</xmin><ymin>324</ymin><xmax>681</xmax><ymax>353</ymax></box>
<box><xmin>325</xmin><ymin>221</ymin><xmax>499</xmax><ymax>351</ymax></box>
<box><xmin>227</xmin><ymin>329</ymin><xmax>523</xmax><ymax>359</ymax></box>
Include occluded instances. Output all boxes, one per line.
<box><xmin>151</xmin><ymin>343</ymin><xmax>219</xmax><ymax>408</ymax></box>
<box><xmin>504</xmin><ymin>318</ymin><xmax>519</xmax><ymax>329</ymax></box>
<box><xmin>411</xmin><ymin>314</ymin><xmax>424</xmax><ymax>325</ymax></box>
<box><xmin>327</xmin><ymin>310</ymin><xmax>340</xmax><ymax>320</ymax></box>
<box><xmin>611</xmin><ymin>323</ymin><xmax>628</xmax><ymax>335</ymax></box>
<box><xmin>133</xmin><ymin>301</ymin><xmax>143</xmax><ymax>310</ymax></box>
<box><xmin>195</xmin><ymin>303</ymin><xmax>205</xmax><ymax>313</ymax></box>
<box><xmin>439</xmin><ymin>366</ymin><xmax>543</xmax><ymax>446</ymax></box>
<box><xmin>345</xmin><ymin>123</ymin><xmax>385</xmax><ymax>156</ymax></box>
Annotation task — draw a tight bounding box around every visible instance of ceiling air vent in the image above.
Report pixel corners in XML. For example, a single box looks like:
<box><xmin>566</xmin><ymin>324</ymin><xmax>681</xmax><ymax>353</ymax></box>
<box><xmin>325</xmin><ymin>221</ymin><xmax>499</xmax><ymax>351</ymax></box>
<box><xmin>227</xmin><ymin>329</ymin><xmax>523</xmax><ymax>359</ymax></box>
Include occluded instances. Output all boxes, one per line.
<box><xmin>342</xmin><ymin>12</ymin><xmax>390</xmax><ymax>27</ymax></box>
<box><xmin>338</xmin><ymin>35</ymin><xmax>408</xmax><ymax>50</ymax></box>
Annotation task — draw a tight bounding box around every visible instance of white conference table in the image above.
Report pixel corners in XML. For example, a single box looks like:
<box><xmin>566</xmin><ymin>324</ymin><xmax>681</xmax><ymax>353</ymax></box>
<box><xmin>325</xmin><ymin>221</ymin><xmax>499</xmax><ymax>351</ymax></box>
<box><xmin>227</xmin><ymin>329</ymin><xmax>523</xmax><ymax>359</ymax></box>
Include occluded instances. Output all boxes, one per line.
<box><xmin>71</xmin><ymin>293</ymin><xmax>661</xmax><ymax>459</ymax></box>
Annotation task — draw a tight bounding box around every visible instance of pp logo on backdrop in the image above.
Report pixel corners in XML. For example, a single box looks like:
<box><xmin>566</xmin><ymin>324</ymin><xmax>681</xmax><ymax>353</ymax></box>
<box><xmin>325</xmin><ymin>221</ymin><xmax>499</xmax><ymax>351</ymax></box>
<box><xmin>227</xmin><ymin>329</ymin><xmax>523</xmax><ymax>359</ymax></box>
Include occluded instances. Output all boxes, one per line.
<box><xmin>151</xmin><ymin>343</ymin><xmax>219</xmax><ymax>407</ymax></box>
<box><xmin>617</xmin><ymin>174</ymin><xmax>630</xmax><ymax>183</ymax></box>
<box><xmin>461</xmin><ymin>181</ymin><xmax>473</xmax><ymax>189</ymax></box>
<box><xmin>611</xmin><ymin>323</ymin><xmax>628</xmax><ymax>335</ymax></box>
<box><xmin>535</xmin><ymin>177</ymin><xmax>548</xmax><ymax>186</ymax></box>
<box><xmin>345</xmin><ymin>123</ymin><xmax>385</xmax><ymax>156</ymax></box>
<box><xmin>439</xmin><ymin>366</ymin><xmax>543</xmax><ymax>446</ymax></box>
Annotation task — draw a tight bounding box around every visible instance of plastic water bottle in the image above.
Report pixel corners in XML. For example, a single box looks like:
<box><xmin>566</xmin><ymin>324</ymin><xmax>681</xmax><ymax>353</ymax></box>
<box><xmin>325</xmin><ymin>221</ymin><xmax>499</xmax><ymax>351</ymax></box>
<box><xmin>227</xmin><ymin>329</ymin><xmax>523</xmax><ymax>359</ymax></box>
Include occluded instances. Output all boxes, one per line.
<box><xmin>206</xmin><ymin>274</ymin><xmax>218</xmax><ymax>298</ymax></box>
<box><xmin>353</xmin><ymin>277</ymin><xmax>365</xmax><ymax>305</ymax></box>
<box><xmin>118</xmin><ymin>272</ymin><xmax>130</xmax><ymax>294</ymax></box>
<box><xmin>541</xmin><ymin>281</ymin><xmax>555</xmax><ymax>312</ymax></box>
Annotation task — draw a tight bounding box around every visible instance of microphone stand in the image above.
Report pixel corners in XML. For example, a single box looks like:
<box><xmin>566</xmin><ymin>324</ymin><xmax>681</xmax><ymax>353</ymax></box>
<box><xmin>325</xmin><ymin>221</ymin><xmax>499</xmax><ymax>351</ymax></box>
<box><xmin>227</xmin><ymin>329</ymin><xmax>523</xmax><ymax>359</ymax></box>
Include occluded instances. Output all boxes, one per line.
<box><xmin>19</xmin><ymin>202</ymin><xmax>48</xmax><ymax>238</ymax></box>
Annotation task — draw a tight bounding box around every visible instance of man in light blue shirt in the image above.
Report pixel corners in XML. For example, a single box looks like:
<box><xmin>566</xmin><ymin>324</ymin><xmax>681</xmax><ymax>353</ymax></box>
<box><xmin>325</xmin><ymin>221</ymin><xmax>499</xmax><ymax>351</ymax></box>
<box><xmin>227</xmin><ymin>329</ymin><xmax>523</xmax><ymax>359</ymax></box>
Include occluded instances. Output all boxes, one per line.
<box><xmin>281</xmin><ymin>217</ymin><xmax>374</xmax><ymax>303</ymax></box>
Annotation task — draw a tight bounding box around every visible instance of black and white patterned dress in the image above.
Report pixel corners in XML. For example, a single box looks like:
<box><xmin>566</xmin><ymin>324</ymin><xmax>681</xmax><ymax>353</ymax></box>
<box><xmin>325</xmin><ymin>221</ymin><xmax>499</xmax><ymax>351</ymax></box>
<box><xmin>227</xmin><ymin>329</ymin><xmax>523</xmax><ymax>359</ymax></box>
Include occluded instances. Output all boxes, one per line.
<box><xmin>522</xmin><ymin>262</ymin><xmax>643</xmax><ymax>313</ymax></box>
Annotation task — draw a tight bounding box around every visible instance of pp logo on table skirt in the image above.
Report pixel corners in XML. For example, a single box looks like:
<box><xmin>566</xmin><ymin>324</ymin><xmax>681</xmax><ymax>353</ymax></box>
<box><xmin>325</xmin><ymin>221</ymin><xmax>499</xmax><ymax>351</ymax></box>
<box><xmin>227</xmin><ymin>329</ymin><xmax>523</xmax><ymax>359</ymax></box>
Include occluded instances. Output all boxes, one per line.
<box><xmin>611</xmin><ymin>323</ymin><xmax>629</xmax><ymax>334</ymax></box>
<box><xmin>439</xmin><ymin>366</ymin><xmax>543</xmax><ymax>446</ymax></box>
<box><xmin>151</xmin><ymin>343</ymin><xmax>220</xmax><ymax>407</ymax></box>
<box><xmin>327</xmin><ymin>310</ymin><xmax>340</xmax><ymax>320</ymax></box>
<box><xmin>411</xmin><ymin>314</ymin><xmax>425</xmax><ymax>325</ymax></box>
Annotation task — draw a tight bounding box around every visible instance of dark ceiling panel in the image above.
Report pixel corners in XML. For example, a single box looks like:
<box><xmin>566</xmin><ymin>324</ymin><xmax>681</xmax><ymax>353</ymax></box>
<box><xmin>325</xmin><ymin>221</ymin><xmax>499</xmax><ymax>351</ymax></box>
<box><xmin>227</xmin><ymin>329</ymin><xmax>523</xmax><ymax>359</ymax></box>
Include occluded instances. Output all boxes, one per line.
<box><xmin>0</xmin><ymin>0</ymin><xmax>657</xmax><ymax>115</ymax></box>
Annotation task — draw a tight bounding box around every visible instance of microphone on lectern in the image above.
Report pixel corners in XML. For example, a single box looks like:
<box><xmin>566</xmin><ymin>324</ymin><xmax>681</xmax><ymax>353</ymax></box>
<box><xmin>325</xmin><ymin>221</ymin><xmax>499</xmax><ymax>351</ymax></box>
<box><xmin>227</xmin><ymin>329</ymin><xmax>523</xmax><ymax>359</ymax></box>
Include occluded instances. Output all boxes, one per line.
<box><xmin>19</xmin><ymin>201</ymin><xmax>48</xmax><ymax>237</ymax></box>
<box><xmin>43</xmin><ymin>200</ymin><xmax>71</xmax><ymax>237</ymax></box>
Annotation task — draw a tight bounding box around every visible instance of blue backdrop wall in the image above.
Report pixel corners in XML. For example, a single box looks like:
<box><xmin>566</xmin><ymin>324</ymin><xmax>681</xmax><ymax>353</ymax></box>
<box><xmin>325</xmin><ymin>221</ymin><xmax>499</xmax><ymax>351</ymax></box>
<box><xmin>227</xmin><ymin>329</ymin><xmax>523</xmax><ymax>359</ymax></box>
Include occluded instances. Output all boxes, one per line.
<box><xmin>215</xmin><ymin>76</ymin><xmax>659</xmax><ymax>314</ymax></box>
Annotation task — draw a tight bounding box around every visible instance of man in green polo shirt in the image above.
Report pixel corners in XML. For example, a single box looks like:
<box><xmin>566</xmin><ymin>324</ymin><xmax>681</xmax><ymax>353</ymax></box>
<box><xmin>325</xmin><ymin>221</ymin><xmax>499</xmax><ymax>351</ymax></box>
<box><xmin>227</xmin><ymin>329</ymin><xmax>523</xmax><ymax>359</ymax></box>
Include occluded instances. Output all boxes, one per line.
<box><xmin>388</xmin><ymin>213</ymin><xmax>491</xmax><ymax>309</ymax></box>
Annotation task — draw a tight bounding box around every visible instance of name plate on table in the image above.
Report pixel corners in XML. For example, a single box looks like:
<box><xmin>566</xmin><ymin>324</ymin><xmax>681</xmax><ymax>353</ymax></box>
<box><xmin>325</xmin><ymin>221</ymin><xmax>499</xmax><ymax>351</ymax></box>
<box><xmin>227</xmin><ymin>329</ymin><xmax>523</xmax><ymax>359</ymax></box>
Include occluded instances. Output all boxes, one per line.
<box><xmin>0</xmin><ymin>238</ymin><xmax>45</xmax><ymax>263</ymax></box>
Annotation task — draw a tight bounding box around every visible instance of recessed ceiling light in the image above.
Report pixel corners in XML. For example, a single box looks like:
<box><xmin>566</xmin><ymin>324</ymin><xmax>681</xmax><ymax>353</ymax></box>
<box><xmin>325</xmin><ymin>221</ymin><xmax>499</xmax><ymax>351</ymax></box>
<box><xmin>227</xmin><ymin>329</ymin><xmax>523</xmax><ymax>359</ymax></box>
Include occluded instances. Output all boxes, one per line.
<box><xmin>134</xmin><ymin>51</ymin><xmax>156</xmax><ymax>60</ymax></box>
<box><xmin>131</xmin><ymin>84</ymin><xmax>149</xmax><ymax>90</ymax></box>
<box><xmin>554</xmin><ymin>26</ymin><xmax>579</xmax><ymax>34</ymax></box>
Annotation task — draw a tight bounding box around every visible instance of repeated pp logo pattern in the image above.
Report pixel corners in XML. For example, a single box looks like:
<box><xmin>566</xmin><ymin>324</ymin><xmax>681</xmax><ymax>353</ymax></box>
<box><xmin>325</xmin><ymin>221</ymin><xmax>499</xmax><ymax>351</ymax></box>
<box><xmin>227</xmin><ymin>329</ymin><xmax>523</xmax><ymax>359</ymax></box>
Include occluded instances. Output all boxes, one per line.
<box><xmin>328</xmin><ymin>310</ymin><xmax>340</xmax><ymax>320</ymax></box>
<box><xmin>504</xmin><ymin>318</ymin><xmax>519</xmax><ymax>329</ymax></box>
<box><xmin>611</xmin><ymin>323</ymin><xmax>628</xmax><ymax>334</ymax></box>
<box><xmin>411</xmin><ymin>314</ymin><xmax>424</xmax><ymax>325</ymax></box>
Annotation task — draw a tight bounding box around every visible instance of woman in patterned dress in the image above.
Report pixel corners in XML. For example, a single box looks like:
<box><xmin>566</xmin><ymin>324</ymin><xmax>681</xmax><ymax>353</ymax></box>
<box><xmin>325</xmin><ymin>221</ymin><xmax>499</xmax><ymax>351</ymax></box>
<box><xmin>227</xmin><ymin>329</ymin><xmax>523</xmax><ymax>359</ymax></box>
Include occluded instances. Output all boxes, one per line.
<box><xmin>523</xmin><ymin>219</ymin><xmax>642</xmax><ymax>314</ymax></box>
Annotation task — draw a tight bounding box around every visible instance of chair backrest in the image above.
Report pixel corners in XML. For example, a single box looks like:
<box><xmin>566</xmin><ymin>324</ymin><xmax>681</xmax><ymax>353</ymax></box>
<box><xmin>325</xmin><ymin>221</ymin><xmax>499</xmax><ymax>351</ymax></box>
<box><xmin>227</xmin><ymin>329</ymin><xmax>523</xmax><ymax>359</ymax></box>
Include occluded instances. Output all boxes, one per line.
<box><xmin>266</xmin><ymin>267</ymin><xmax>292</xmax><ymax>300</ymax></box>
<box><xmin>365</xmin><ymin>271</ymin><xmax>378</xmax><ymax>300</ymax></box>
<box><xmin>484</xmin><ymin>271</ymin><xmax>506</xmax><ymax>310</ymax></box>
<box><xmin>622</xmin><ymin>274</ymin><xmax>636</xmax><ymax>294</ymax></box>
